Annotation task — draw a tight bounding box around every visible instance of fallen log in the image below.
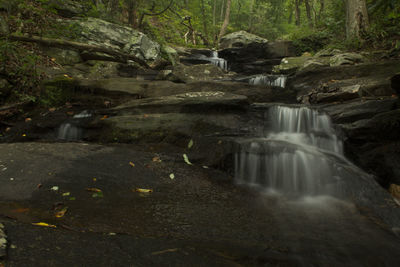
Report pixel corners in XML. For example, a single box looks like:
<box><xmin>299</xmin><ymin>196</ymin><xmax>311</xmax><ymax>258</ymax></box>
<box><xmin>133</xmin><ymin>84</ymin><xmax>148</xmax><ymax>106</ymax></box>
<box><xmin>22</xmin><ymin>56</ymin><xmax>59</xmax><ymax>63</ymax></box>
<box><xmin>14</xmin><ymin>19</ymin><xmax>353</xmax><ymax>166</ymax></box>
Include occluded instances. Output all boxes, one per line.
<box><xmin>1</xmin><ymin>34</ymin><xmax>150</xmax><ymax>68</ymax></box>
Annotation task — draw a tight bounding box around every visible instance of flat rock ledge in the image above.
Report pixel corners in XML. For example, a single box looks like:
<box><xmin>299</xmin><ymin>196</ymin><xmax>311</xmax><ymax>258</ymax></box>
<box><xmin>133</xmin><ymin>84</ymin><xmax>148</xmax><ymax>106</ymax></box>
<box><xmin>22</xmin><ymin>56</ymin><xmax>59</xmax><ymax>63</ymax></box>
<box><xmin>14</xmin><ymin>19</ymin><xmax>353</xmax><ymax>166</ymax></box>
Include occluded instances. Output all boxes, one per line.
<box><xmin>0</xmin><ymin>223</ymin><xmax>6</xmax><ymax>259</ymax></box>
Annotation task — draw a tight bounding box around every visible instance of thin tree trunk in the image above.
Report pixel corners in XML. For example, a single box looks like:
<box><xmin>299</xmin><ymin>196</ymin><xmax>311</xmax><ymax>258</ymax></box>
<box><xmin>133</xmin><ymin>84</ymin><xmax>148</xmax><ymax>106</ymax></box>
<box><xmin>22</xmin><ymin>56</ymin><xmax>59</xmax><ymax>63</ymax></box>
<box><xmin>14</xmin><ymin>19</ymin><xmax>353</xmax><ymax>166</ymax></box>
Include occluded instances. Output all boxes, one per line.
<box><xmin>200</xmin><ymin>0</ymin><xmax>208</xmax><ymax>39</ymax></box>
<box><xmin>218</xmin><ymin>0</ymin><xmax>231</xmax><ymax>45</ymax></box>
<box><xmin>319</xmin><ymin>0</ymin><xmax>325</xmax><ymax>20</ymax></box>
<box><xmin>213</xmin><ymin>0</ymin><xmax>217</xmax><ymax>44</ymax></box>
<box><xmin>304</xmin><ymin>0</ymin><xmax>313</xmax><ymax>28</ymax></box>
<box><xmin>220</xmin><ymin>0</ymin><xmax>225</xmax><ymax>22</ymax></box>
<box><xmin>346</xmin><ymin>0</ymin><xmax>369</xmax><ymax>39</ymax></box>
<box><xmin>294</xmin><ymin>0</ymin><xmax>301</xmax><ymax>26</ymax></box>
<box><xmin>249</xmin><ymin>0</ymin><xmax>255</xmax><ymax>32</ymax></box>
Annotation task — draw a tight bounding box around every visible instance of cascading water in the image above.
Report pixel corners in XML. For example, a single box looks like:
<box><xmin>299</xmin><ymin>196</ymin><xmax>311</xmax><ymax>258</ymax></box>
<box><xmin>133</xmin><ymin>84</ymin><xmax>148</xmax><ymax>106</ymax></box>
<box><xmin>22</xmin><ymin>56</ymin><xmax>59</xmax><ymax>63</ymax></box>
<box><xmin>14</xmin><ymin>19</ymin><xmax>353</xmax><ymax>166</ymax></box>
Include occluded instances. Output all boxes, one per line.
<box><xmin>57</xmin><ymin>110</ymin><xmax>92</xmax><ymax>141</ymax></box>
<box><xmin>235</xmin><ymin>105</ymin><xmax>344</xmax><ymax>196</ymax></box>
<box><xmin>249</xmin><ymin>75</ymin><xmax>287</xmax><ymax>88</ymax></box>
<box><xmin>209</xmin><ymin>51</ymin><xmax>228</xmax><ymax>71</ymax></box>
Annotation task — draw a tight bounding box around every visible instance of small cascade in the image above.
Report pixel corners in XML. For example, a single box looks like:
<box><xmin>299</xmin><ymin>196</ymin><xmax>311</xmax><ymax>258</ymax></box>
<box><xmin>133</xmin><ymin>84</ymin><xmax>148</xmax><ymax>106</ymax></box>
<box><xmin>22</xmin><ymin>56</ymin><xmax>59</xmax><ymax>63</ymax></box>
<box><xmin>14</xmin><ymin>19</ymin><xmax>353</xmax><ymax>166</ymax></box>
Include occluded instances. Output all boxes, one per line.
<box><xmin>235</xmin><ymin>106</ymin><xmax>344</xmax><ymax>196</ymax></box>
<box><xmin>57</xmin><ymin>123</ymin><xmax>82</xmax><ymax>141</ymax></box>
<box><xmin>209</xmin><ymin>51</ymin><xmax>228</xmax><ymax>71</ymax></box>
<box><xmin>57</xmin><ymin>110</ymin><xmax>92</xmax><ymax>141</ymax></box>
<box><xmin>249</xmin><ymin>75</ymin><xmax>287</xmax><ymax>88</ymax></box>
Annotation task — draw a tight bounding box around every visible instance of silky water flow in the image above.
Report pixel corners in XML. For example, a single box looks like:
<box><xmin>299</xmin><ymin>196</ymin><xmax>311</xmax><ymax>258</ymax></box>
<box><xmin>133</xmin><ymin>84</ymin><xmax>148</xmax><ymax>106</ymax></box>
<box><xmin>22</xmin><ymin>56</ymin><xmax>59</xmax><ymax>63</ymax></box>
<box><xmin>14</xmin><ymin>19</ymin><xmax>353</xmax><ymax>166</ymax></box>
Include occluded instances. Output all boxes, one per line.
<box><xmin>235</xmin><ymin>105</ymin><xmax>346</xmax><ymax>196</ymax></box>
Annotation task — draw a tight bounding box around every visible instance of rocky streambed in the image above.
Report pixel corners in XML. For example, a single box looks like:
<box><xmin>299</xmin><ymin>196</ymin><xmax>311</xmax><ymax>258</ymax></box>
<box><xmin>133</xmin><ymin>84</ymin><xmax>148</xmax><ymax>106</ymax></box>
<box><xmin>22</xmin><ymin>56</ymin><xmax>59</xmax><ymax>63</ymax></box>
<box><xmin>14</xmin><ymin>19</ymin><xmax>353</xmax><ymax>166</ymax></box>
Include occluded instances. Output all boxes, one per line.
<box><xmin>1</xmin><ymin>16</ymin><xmax>400</xmax><ymax>265</ymax></box>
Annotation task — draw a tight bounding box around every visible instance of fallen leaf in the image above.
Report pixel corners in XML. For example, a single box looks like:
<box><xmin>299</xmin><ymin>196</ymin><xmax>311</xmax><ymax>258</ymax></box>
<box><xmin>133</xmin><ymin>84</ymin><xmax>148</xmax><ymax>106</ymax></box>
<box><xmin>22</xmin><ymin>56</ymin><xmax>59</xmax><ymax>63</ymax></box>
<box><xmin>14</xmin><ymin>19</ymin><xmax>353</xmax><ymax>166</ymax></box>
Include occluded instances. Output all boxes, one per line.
<box><xmin>152</xmin><ymin>156</ymin><xmax>161</xmax><ymax>162</ymax></box>
<box><xmin>51</xmin><ymin>57</ymin><xmax>56</xmax><ymax>62</ymax></box>
<box><xmin>129</xmin><ymin>161</ymin><xmax>135</xmax><ymax>167</ymax></box>
<box><xmin>86</xmin><ymin>188</ymin><xmax>102</xmax><ymax>193</ymax></box>
<box><xmin>143</xmin><ymin>114</ymin><xmax>149</xmax><ymax>118</ymax></box>
<box><xmin>5</xmin><ymin>127</ymin><xmax>11</xmax><ymax>132</ymax></box>
<box><xmin>49</xmin><ymin>107</ymin><xmax>56</xmax><ymax>112</ymax></box>
<box><xmin>217</xmin><ymin>140</ymin><xmax>222</xmax><ymax>145</ymax></box>
<box><xmin>32</xmin><ymin>222</ymin><xmax>57</xmax><ymax>228</ymax></box>
<box><xmin>151</xmin><ymin>248</ymin><xmax>179</xmax><ymax>255</ymax></box>
<box><xmin>22</xmin><ymin>134</ymin><xmax>27</xmax><ymax>137</ymax></box>
<box><xmin>55</xmin><ymin>207</ymin><xmax>68</xmax><ymax>218</ymax></box>
<box><xmin>25</xmin><ymin>118</ymin><xmax>32</xmax><ymax>122</ymax></box>
<box><xmin>93</xmin><ymin>178</ymin><xmax>97</xmax><ymax>182</ymax></box>
<box><xmin>37</xmin><ymin>184</ymin><xmax>42</xmax><ymax>189</ymax></box>
<box><xmin>69</xmin><ymin>197</ymin><xmax>76</xmax><ymax>201</ymax></box>
<box><xmin>51</xmin><ymin>186</ymin><xmax>59</xmax><ymax>191</ymax></box>
<box><xmin>66</xmin><ymin>111</ymin><xmax>74</xmax><ymax>116</ymax></box>
<box><xmin>12</xmin><ymin>208</ymin><xmax>29</xmax><ymax>213</ymax></box>
<box><xmin>183</xmin><ymin>154</ymin><xmax>192</xmax><ymax>165</ymax></box>
<box><xmin>202</xmin><ymin>166</ymin><xmax>209</xmax><ymax>169</ymax></box>
<box><xmin>134</xmin><ymin>188</ymin><xmax>153</xmax><ymax>193</ymax></box>
<box><xmin>62</xmin><ymin>192</ymin><xmax>70</xmax><ymax>197</ymax></box>
<box><xmin>100</xmin><ymin>115</ymin><xmax>109</xmax><ymax>120</ymax></box>
<box><xmin>92</xmin><ymin>192</ymin><xmax>104</xmax><ymax>198</ymax></box>
<box><xmin>169</xmin><ymin>173</ymin><xmax>175</xmax><ymax>180</ymax></box>
<box><xmin>188</xmin><ymin>139</ymin><xmax>194</xmax><ymax>149</ymax></box>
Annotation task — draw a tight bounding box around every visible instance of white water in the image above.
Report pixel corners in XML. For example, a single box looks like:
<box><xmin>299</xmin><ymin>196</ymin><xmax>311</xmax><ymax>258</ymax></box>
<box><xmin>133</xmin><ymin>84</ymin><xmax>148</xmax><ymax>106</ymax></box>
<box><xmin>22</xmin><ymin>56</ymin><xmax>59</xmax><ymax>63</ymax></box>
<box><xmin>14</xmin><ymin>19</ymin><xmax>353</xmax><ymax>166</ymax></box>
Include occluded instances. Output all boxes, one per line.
<box><xmin>235</xmin><ymin>106</ymin><xmax>344</xmax><ymax>195</ymax></box>
<box><xmin>57</xmin><ymin>110</ymin><xmax>92</xmax><ymax>141</ymax></box>
<box><xmin>57</xmin><ymin>123</ymin><xmax>82</xmax><ymax>141</ymax></box>
<box><xmin>249</xmin><ymin>75</ymin><xmax>287</xmax><ymax>88</ymax></box>
<box><xmin>209</xmin><ymin>51</ymin><xmax>228</xmax><ymax>71</ymax></box>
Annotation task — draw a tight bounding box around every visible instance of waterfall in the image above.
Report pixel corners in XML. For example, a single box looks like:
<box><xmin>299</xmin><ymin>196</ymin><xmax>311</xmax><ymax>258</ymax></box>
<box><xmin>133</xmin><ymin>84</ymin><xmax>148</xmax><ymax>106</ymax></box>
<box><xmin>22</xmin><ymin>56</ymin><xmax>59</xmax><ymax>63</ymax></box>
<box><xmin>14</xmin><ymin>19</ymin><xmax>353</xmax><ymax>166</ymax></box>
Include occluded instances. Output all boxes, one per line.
<box><xmin>57</xmin><ymin>123</ymin><xmax>82</xmax><ymax>141</ymax></box>
<box><xmin>57</xmin><ymin>110</ymin><xmax>92</xmax><ymax>141</ymax></box>
<box><xmin>249</xmin><ymin>75</ymin><xmax>287</xmax><ymax>88</ymax></box>
<box><xmin>209</xmin><ymin>51</ymin><xmax>228</xmax><ymax>71</ymax></box>
<box><xmin>235</xmin><ymin>106</ymin><xmax>344</xmax><ymax>196</ymax></box>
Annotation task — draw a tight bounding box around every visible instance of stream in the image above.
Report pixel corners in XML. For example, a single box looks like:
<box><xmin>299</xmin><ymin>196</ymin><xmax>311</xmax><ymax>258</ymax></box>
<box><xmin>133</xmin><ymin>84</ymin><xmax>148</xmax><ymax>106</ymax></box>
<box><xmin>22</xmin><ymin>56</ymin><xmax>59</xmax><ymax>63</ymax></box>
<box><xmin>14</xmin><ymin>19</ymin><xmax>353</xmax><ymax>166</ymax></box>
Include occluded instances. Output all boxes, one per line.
<box><xmin>1</xmin><ymin>48</ymin><xmax>400</xmax><ymax>266</ymax></box>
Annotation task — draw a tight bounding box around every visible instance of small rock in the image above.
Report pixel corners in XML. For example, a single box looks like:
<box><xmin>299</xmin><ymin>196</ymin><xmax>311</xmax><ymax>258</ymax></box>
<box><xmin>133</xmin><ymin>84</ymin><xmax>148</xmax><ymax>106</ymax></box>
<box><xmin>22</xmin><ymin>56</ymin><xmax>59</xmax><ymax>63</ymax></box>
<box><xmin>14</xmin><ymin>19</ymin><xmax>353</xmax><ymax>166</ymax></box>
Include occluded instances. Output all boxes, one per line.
<box><xmin>0</xmin><ymin>223</ymin><xmax>6</xmax><ymax>258</ymax></box>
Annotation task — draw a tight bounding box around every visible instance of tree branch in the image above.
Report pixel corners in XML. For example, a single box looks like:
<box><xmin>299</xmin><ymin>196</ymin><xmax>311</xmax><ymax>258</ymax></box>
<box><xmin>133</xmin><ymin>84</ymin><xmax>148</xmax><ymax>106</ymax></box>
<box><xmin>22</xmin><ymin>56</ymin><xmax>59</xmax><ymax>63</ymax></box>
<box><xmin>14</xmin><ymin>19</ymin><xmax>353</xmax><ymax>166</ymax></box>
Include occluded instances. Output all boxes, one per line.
<box><xmin>1</xmin><ymin>34</ymin><xmax>151</xmax><ymax>68</ymax></box>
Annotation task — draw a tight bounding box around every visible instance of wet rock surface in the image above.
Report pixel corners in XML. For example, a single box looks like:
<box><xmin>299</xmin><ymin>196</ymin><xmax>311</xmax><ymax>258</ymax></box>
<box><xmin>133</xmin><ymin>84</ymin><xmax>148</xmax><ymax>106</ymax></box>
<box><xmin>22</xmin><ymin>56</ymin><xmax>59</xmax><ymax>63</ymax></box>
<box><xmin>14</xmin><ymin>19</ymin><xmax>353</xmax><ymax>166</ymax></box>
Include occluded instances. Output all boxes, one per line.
<box><xmin>1</xmin><ymin>143</ymin><xmax>400</xmax><ymax>266</ymax></box>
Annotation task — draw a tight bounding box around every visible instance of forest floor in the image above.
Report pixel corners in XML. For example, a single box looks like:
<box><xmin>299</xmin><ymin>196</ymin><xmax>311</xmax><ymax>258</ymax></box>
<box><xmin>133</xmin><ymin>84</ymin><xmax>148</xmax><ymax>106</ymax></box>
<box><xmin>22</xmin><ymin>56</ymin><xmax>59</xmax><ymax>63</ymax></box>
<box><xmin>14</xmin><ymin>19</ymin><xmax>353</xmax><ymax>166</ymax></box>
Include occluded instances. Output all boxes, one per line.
<box><xmin>1</xmin><ymin>142</ymin><xmax>400</xmax><ymax>266</ymax></box>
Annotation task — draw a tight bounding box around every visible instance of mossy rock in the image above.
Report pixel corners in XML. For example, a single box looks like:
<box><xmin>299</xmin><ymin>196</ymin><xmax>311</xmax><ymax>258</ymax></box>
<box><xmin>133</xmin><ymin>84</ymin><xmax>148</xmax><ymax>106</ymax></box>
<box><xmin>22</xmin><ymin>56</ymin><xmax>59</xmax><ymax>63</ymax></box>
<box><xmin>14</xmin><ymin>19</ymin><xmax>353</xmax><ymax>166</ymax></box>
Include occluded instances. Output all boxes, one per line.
<box><xmin>40</xmin><ymin>76</ymin><xmax>79</xmax><ymax>106</ymax></box>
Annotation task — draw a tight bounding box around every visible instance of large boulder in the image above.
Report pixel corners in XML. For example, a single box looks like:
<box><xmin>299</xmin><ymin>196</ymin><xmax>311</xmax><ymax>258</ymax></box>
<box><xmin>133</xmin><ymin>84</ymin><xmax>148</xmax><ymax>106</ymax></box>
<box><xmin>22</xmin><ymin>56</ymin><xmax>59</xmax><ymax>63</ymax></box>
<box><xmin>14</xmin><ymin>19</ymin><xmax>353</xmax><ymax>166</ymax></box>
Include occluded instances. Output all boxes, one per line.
<box><xmin>76</xmin><ymin>17</ymin><xmax>161</xmax><ymax>62</ymax></box>
<box><xmin>219</xmin><ymin>31</ymin><xmax>268</xmax><ymax>49</ymax></box>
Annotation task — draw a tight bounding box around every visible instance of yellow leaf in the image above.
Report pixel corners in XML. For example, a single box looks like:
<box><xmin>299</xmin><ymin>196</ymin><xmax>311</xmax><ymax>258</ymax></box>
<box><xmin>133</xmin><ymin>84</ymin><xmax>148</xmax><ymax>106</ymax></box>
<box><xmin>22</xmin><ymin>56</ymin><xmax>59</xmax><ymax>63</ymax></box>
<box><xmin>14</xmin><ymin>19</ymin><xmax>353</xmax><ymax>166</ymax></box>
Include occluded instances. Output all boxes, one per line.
<box><xmin>32</xmin><ymin>222</ymin><xmax>57</xmax><ymax>228</ymax></box>
<box><xmin>152</xmin><ymin>156</ymin><xmax>161</xmax><ymax>162</ymax></box>
<box><xmin>169</xmin><ymin>173</ymin><xmax>175</xmax><ymax>180</ymax></box>
<box><xmin>62</xmin><ymin>192</ymin><xmax>70</xmax><ymax>197</ymax></box>
<box><xmin>55</xmin><ymin>207</ymin><xmax>68</xmax><ymax>218</ymax></box>
<box><xmin>134</xmin><ymin>188</ymin><xmax>153</xmax><ymax>193</ymax></box>
<box><xmin>86</xmin><ymin>188</ymin><xmax>102</xmax><ymax>193</ymax></box>
<box><xmin>129</xmin><ymin>162</ymin><xmax>135</xmax><ymax>167</ymax></box>
<box><xmin>22</xmin><ymin>134</ymin><xmax>27</xmax><ymax>137</ymax></box>
<box><xmin>93</xmin><ymin>178</ymin><xmax>97</xmax><ymax>182</ymax></box>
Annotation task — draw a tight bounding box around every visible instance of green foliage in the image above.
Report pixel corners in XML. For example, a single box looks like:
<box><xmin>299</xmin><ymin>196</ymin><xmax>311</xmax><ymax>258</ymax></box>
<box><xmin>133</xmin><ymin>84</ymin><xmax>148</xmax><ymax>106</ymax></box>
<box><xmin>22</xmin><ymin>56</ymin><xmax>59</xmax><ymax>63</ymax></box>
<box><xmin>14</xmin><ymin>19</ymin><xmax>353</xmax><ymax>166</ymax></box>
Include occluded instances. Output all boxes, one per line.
<box><xmin>39</xmin><ymin>77</ymin><xmax>77</xmax><ymax>107</ymax></box>
<box><xmin>0</xmin><ymin>39</ymin><xmax>42</xmax><ymax>102</ymax></box>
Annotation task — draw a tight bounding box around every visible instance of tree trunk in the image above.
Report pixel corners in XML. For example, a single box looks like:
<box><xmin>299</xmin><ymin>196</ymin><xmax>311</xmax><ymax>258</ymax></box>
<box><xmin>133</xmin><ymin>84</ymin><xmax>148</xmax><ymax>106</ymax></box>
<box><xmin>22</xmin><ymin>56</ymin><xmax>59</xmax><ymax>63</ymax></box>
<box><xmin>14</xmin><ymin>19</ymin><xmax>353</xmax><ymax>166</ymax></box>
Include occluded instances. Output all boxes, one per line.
<box><xmin>220</xmin><ymin>0</ymin><xmax>225</xmax><ymax>22</ymax></box>
<box><xmin>212</xmin><ymin>0</ymin><xmax>217</xmax><ymax>44</ymax></box>
<box><xmin>248</xmin><ymin>0</ymin><xmax>255</xmax><ymax>32</ymax></box>
<box><xmin>218</xmin><ymin>0</ymin><xmax>231</xmax><ymax>45</ymax></box>
<box><xmin>294</xmin><ymin>0</ymin><xmax>301</xmax><ymax>26</ymax></box>
<box><xmin>346</xmin><ymin>0</ymin><xmax>369</xmax><ymax>39</ymax></box>
<box><xmin>3</xmin><ymin>34</ymin><xmax>150</xmax><ymax>68</ymax></box>
<box><xmin>200</xmin><ymin>0</ymin><xmax>208</xmax><ymax>39</ymax></box>
<box><xmin>304</xmin><ymin>0</ymin><xmax>313</xmax><ymax>28</ymax></box>
<box><xmin>318</xmin><ymin>0</ymin><xmax>325</xmax><ymax>20</ymax></box>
